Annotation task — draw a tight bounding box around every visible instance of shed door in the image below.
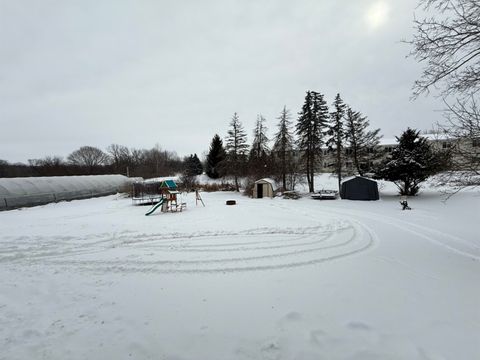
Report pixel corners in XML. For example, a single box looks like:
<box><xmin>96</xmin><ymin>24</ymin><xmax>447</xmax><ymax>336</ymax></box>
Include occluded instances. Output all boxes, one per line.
<box><xmin>257</xmin><ymin>183</ymin><xmax>263</xmax><ymax>198</ymax></box>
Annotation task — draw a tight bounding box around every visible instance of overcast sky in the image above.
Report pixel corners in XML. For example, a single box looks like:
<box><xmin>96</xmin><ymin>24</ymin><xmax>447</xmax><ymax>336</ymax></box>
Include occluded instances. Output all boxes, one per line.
<box><xmin>0</xmin><ymin>0</ymin><xmax>442</xmax><ymax>163</ymax></box>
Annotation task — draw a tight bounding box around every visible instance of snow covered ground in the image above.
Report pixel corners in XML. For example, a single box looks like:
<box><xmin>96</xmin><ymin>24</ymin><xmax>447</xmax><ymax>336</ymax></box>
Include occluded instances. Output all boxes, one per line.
<box><xmin>1</xmin><ymin>177</ymin><xmax>479</xmax><ymax>360</ymax></box>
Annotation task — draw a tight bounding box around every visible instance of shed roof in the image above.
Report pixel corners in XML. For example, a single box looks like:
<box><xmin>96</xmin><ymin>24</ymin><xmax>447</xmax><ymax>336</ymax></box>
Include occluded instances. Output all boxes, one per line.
<box><xmin>342</xmin><ymin>176</ymin><xmax>377</xmax><ymax>184</ymax></box>
<box><xmin>254</xmin><ymin>178</ymin><xmax>277</xmax><ymax>187</ymax></box>
<box><xmin>159</xmin><ymin>180</ymin><xmax>177</xmax><ymax>189</ymax></box>
<box><xmin>379</xmin><ymin>133</ymin><xmax>451</xmax><ymax>146</ymax></box>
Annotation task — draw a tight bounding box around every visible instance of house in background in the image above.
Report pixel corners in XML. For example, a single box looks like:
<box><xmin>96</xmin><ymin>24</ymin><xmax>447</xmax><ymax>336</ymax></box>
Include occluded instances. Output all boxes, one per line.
<box><xmin>320</xmin><ymin>132</ymin><xmax>463</xmax><ymax>174</ymax></box>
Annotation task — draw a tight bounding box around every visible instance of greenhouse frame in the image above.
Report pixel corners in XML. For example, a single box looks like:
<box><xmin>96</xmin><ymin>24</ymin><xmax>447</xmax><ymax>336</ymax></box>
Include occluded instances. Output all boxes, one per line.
<box><xmin>0</xmin><ymin>175</ymin><xmax>134</xmax><ymax>210</ymax></box>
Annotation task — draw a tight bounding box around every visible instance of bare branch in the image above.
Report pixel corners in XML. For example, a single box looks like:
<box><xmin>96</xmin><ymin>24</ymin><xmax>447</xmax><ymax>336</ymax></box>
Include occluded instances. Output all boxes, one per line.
<box><xmin>407</xmin><ymin>0</ymin><xmax>480</xmax><ymax>98</ymax></box>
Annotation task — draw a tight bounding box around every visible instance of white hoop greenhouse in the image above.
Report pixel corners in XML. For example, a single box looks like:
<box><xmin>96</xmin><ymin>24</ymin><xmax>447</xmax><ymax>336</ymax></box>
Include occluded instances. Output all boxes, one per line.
<box><xmin>0</xmin><ymin>175</ymin><xmax>134</xmax><ymax>210</ymax></box>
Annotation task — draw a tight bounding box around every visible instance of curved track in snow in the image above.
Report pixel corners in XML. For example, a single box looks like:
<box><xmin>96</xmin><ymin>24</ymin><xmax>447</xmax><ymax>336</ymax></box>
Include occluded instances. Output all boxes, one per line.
<box><xmin>2</xmin><ymin>195</ymin><xmax>476</xmax><ymax>276</ymax></box>
<box><xmin>0</xmin><ymin>220</ymin><xmax>375</xmax><ymax>274</ymax></box>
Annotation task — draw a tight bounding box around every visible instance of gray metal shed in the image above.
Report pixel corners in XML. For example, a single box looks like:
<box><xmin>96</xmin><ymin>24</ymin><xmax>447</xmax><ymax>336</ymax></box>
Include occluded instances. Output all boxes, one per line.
<box><xmin>340</xmin><ymin>176</ymin><xmax>379</xmax><ymax>201</ymax></box>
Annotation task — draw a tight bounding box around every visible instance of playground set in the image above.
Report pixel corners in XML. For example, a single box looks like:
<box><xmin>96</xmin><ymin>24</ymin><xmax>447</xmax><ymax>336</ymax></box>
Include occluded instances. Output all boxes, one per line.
<box><xmin>132</xmin><ymin>179</ymin><xmax>204</xmax><ymax>216</ymax></box>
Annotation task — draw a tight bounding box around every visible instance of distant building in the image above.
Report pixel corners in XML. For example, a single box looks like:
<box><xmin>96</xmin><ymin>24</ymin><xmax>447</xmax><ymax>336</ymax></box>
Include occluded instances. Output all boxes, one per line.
<box><xmin>319</xmin><ymin>133</ymin><xmax>472</xmax><ymax>174</ymax></box>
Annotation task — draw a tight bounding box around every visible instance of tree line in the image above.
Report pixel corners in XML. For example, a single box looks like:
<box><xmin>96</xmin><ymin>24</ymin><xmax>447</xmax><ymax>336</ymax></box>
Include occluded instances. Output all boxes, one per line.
<box><xmin>201</xmin><ymin>91</ymin><xmax>384</xmax><ymax>193</ymax></box>
<box><xmin>0</xmin><ymin>145</ymin><xmax>187</xmax><ymax>179</ymax></box>
<box><xmin>1</xmin><ymin>89</ymin><xmax>452</xmax><ymax>197</ymax></box>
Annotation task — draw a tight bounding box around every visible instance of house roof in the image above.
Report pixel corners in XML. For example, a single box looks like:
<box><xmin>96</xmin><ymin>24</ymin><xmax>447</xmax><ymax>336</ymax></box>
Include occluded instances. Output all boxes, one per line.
<box><xmin>379</xmin><ymin>133</ymin><xmax>451</xmax><ymax>146</ymax></box>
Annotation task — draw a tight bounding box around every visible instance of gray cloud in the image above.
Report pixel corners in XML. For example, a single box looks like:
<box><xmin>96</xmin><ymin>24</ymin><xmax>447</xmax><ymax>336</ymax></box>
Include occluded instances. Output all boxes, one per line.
<box><xmin>0</xmin><ymin>0</ymin><xmax>442</xmax><ymax>163</ymax></box>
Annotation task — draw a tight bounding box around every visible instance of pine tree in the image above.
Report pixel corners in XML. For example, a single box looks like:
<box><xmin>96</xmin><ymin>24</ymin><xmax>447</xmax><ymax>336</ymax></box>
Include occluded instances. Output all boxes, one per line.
<box><xmin>250</xmin><ymin>115</ymin><xmax>269</xmax><ymax>159</ymax></box>
<box><xmin>191</xmin><ymin>153</ymin><xmax>203</xmax><ymax>175</ymax></box>
<box><xmin>183</xmin><ymin>154</ymin><xmax>202</xmax><ymax>176</ymax></box>
<box><xmin>225</xmin><ymin>113</ymin><xmax>249</xmax><ymax>191</ymax></box>
<box><xmin>273</xmin><ymin>106</ymin><xmax>295</xmax><ymax>190</ymax></box>
<box><xmin>206</xmin><ymin>134</ymin><xmax>226</xmax><ymax>179</ymax></box>
<box><xmin>345</xmin><ymin>107</ymin><xmax>382</xmax><ymax>176</ymax></box>
<box><xmin>249</xmin><ymin>114</ymin><xmax>270</xmax><ymax>178</ymax></box>
<box><xmin>374</xmin><ymin>128</ymin><xmax>443</xmax><ymax>196</ymax></box>
<box><xmin>181</xmin><ymin>154</ymin><xmax>200</xmax><ymax>191</ymax></box>
<box><xmin>296</xmin><ymin>91</ymin><xmax>329</xmax><ymax>192</ymax></box>
<box><xmin>326</xmin><ymin>94</ymin><xmax>346</xmax><ymax>191</ymax></box>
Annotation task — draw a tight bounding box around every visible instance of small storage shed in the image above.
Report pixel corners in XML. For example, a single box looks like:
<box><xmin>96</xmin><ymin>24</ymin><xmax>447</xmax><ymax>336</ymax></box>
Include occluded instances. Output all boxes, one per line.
<box><xmin>253</xmin><ymin>178</ymin><xmax>276</xmax><ymax>198</ymax></box>
<box><xmin>340</xmin><ymin>176</ymin><xmax>379</xmax><ymax>201</ymax></box>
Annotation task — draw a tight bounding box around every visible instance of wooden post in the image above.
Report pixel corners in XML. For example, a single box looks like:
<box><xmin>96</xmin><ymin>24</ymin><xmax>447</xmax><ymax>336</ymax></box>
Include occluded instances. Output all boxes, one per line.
<box><xmin>196</xmin><ymin>190</ymin><xmax>205</xmax><ymax>207</ymax></box>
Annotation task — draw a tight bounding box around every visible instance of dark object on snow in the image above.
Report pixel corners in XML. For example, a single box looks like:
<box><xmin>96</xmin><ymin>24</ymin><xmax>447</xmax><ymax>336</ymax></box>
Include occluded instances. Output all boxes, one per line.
<box><xmin>226</xmin><ymin>200</ymin><xmax>236</xmax><ymax>205</ymax></box>
<box><xmin>340</xmin><ymin>176</ymin><xmax>379</xmax><ymax>201</ymax></box>
<box><xmin>282</xmin><ymin>191</ymin><xmax>300</xmax><ymax>200</ymax></box>
<box><xmin>400</xmin><ymin>200</ymin><xmax>411</xmax><ymax>210</ymax></box>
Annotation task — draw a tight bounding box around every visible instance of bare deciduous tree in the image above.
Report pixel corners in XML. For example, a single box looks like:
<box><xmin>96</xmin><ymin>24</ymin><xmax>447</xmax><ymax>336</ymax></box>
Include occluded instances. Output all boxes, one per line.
<box><xmin>409</xmin><ymin>0</ymin><xmax>480</xmax><ymax>191</ymax></box>
<box><xmin>67</xmin><ymin>146</ymin><xmax>109</xmax><ymax>173</ymax></box>
<box><xmin>28</xmin><ymin>156</ymin><xmax>64</xmax><ymax>168</ymax></box>
<box><xmin>408</xmin><ymin>0</ymin><xmax>480</xmax><ymax>98</ymax></box>
<box><xmin>437</xmin><ymin>97</ymin><xmax>480</xmax><ymax>185</ymax></box>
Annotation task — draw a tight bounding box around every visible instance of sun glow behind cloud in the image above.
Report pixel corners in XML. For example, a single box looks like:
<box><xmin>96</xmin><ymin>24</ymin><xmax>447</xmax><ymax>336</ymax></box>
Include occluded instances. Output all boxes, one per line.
<box><xmin>365</xmin><ymin>1</ymin><xmax>390</xmax><ymax>31</ymax></box>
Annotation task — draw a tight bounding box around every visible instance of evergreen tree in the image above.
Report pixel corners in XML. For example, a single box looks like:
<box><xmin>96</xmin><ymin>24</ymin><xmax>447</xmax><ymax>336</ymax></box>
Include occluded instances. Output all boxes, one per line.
<box><xmin>296</xmin><ymin>91</ymin><xmax>329</xmax><ymax>192</ymax></box>
<box><xmin>345</xmin><ymin>107</ymin><xmax>382</xmax><ymax>176</ymax></box>
<box><xmin>191</xmin><ymin>153</ymin><xmax>203</xmax><ymax>175</ymax></box>
<box><xmin>250</xmin><ymin>115</ymin><xmax>269</xmax><ymax>159</ymax></box>
<box><xmin>225</xmin><ymin>113</ymin><xmax>249</xmax><ymax>191</ymax></box>
<box><xmin>249</xmin><ymin>114</ymin><xmax>270</xmax><ymax>178</ymax></box>
<box><xmin>206</xmin><ymin>134</ymin><xmax>226</xmax><ymax>179</ymax></box>
<box><xmin>273</xmin><ymin>106</ymin><xmax>295</xmax><ymax>190</ymax></box>
<box><xmin>374</xmin><ymin>128</ymin><xmax>444</xmax><ymax>196</ymax></box>
<box><xmin>326</xmin><ymin>93</ymin><xmax>346</xmax><ymax>191</ymax></box>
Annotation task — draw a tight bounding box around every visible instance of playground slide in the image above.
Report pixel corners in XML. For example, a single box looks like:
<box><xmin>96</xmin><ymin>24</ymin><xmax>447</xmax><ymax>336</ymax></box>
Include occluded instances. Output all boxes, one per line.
<box><xmin>145</xmin><ymin>198</ymin><xmax>165</xmax><ymax>216</ymax></box>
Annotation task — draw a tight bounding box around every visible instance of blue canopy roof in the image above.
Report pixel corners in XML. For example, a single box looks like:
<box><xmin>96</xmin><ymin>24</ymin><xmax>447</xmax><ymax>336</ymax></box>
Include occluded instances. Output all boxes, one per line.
<box><xmin>160</xmin><ymin>180</ymin><xmax>177</xmax><ymax>189</ymax></box>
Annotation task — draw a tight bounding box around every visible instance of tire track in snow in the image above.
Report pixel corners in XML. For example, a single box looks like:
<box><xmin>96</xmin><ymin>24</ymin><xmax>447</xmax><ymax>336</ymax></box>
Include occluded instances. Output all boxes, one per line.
<box><xmin>312</xmin><ymin>205</ymin><xmax>479</xmax><ymax>261</ymax></box>
<box><xmin>66</xmin><ymin>220</ymin><xmax>374</xmax><ymax>274</ymax></box>
<box><xmin>0</xmin><ymin>225</ymin><xmax>347</xmax><ymax>262</ymax></box>
<box><xmin>46</xmin><ymin>228</ymin><xmax>351</xmax><ymax>266</ymax></box>
<box><xmin>0</xmin><ymin>219</ymin><xmax>375</xmax><ymax>273</ymax></box>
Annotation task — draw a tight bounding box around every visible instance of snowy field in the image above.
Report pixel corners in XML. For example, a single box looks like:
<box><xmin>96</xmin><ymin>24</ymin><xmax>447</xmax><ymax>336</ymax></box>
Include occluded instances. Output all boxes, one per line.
<box><xmin>1</xmin><ymin>178</ymin><xmax>479</xmax><ymax>360</ymax></box>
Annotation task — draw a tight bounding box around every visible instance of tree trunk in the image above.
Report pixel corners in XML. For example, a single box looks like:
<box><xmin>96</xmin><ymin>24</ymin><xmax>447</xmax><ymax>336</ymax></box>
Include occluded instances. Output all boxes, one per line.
<box><xmin>336</xmin><ymin>138</ymin><xmax>342</xmax><ymax>192</ymax></box>
<box><xmin>309</xmin><ymin>153</ymin><xmax>315</xmax><ymax>193</ymax></box>
<box><xmin>234</xmin><ymin>175</ymin><xmax>239</xmax><ymax>192</ymax></box>
<box><xmin>353</xmin><ymin>147</ymin><xmax>361</xmax><ymax>176</ymax></box>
